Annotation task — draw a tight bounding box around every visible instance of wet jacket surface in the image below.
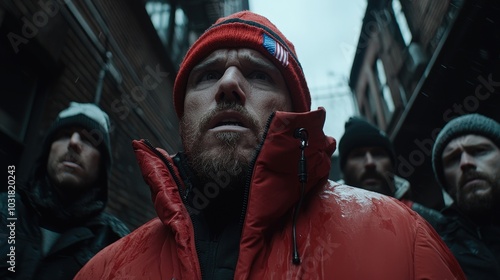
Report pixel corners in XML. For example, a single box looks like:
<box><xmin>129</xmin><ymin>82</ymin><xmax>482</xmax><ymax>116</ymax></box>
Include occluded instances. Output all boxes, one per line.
<box><xmin>75</xmin><ymin>109</ymin><xmax>465</xmax><ymax>280</ymax></box>
<box><xmin>433</xmin><ymin>207</ymin><xmax>500</xmax><ymax>280</ymax></box>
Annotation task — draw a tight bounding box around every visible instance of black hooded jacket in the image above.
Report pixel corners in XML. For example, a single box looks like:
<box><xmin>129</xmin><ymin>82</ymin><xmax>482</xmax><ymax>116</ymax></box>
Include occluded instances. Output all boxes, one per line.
<box><xmin>433</xmin><ymin>206</ymin><xmax>500</xmax><ymax>280</ymax></box>
<box><xmin>0</xmin><ymin>152</ymin><xmax>129</xmax><ymax>279</ymax></box>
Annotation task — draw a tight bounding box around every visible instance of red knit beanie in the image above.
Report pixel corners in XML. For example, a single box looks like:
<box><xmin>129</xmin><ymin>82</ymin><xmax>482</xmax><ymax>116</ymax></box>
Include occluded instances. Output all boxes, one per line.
<box><xmin>173</xmin><ymin>10</ymin><xmax>310</xmax><ymax>118</ymax></box>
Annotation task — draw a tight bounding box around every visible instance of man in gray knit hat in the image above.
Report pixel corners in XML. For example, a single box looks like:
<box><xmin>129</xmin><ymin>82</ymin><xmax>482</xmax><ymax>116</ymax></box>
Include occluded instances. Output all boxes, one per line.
<box><xmin>0</xmin><ymin>102</ymin><xmax>129</xmax><ymax>280</ymax></box>
<box><xmin>432</xmin><ymin>113</ymin><xmax>500</xmax><ymax>280</ymax></box>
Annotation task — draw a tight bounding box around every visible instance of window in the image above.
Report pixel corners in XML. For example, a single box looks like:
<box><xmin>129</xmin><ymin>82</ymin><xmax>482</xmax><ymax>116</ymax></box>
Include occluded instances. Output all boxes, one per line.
<box><xmin>146</xmin><ymin>1</ymin><xmax>171</xmax><ymax>46</ymax></box>
<box><xmin>364</xmin><ymin>86</ymin><xmax>377</xmax><ymax>122</ymax></box>
<box><xmin>376</xmin><ymin>59</ymin><xmax>395</xmax><ymax>119</ymax></box>
<box><xmin>171</xmin><ymin>8</ymin><xmax>189</xmax><ymax>65</ymax></box>
<box><xmin>145</xmin><ymin>1</ymin><xmax>190</xmax><ymax>67</ymax></box>
<box><xmin>392</xmin><ymin>0</ymin><xmax>412</xmax><ymax>46</ymax></box>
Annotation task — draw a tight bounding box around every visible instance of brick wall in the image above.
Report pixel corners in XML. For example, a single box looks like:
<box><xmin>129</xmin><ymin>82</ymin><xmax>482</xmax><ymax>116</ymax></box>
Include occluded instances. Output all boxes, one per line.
<box><xmin>1</xmin><ymin>0</ymin><xmax>184</xmax><ymax>230</ymax></box>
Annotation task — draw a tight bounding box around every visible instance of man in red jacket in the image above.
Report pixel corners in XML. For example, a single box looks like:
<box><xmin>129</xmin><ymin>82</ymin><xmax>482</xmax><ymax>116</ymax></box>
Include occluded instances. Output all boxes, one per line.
<box><xmin>75</xmin><ymin>11</ymin><xmax>465</xmax><ymax>280</ymax></box>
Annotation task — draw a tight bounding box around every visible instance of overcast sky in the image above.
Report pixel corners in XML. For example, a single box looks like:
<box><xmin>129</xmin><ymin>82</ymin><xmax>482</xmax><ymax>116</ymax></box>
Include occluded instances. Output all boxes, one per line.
<box><xmin>249</xmin><ymin>1</ymin><xmax>367</xmax><ymax>153</ymax></box>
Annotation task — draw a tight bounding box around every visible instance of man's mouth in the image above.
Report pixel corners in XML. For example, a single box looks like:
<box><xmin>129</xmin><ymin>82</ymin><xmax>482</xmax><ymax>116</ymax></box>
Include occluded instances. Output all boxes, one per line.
<box><xmin>213</xmin><ymin>119</ymin><xmax>245</xmax><ymax>128</ymax></box>
<box><xmin>462</xmin><ymin>178</ymin><xmax>486</xmax><ymax>189</ymax></box>
<box><xmin>208</xmin><ymin>112</ymin><xmax>251</xmax><ymax>131</ymax></box>
<box><xmin>62</xmin><ymin>161</ymin><xmax>81</xmax><ymax>169</ymax></box>
<box><xmin>361</xmin><ymin>172</ymin><xmax>384</xmax><ymax>182</ymax></box>
<box><xmin>61</xmin><ymin>155</ymin><xmax>82</xmax><ymax>169</ymax></box>
<box><xmin>362</xmin><ymin>178</ymin><xmax>381</xmax><ymax>186</ymax></box>
<box><xmin>461</xmin><ymin>178</ymin><xmax>492</xmax><ymax>198</ymax></box>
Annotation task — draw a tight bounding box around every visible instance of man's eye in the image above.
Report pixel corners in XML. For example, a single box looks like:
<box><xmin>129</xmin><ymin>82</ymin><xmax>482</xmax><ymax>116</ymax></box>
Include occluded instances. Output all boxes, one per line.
<box><xmin>200</xmin><ymin>71</ymin><xmax>221</xmax><ymax>82</ymax></box>
<box><xmin>348</xmin><ymin>151</ymin><xmax>365</xmax><ymax>159</ymax></box>
<box><xmin>54</xmin><ymin>130</ymin><xmax>72</xmax><ymax>140</ymax></box>
<box><xmin>249</xmin><ymin>71</ymin><xmax>271</xmax><ymax>81</ymax></box>
<box><xmin>443</xmin><ymin>154</ymin><xmax>460</xmax><ymax>167</ymax></box>
<box><xmin>372</xmin><ymin>150</ymin><xmax>389</xmax><ymax>158</ymax></box>
<box><xmin>79</xmin><ymin>135</ymin><xmax>92</xmax><ymax>144</ymax></box>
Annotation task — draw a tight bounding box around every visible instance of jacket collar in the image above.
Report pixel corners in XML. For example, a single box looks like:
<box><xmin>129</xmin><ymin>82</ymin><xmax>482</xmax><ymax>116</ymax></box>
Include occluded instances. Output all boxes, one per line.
<box><xmin>20</xmin><ymin>175</ymin><xmax>106</xmax><ymax>230</ymax></box>
<box><xmin>133</xmin><ymin>108</ymin><xmax>336</xmax><ymax>231</ymax></box>
<box><xmin>243</xmin><ymin>109</ymin><xmax>335</xmax><ymax>227</ymax></box>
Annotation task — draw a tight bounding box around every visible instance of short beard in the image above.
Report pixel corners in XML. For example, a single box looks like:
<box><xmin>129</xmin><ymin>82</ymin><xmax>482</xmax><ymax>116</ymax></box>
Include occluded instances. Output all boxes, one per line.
<box><xmin>455</xmin><ymin>171</ymin><xmax>500</xmax><ymax>223</ymax></box>
<box><xmin>180</xmin><ymin>103</ymin><xmax>262</xmax><ymax>191</ymax></box>
<box><xmin>190</xmin><ymin>133</ymin><xmax>249</xmax><ymax>190</ymax></box>
<box><xmin>362</xmin><ymin>171</ymin><xmax>395</xmax><ymax>196</ymax></box>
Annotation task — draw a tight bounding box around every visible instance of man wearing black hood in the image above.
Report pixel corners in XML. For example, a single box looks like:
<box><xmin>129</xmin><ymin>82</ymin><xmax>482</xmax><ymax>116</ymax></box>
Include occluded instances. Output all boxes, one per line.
<box><xmin>338</xmin><ymin>116</ymin><xmax>448</xmax><ymax>228</ymax></box>
<box><xmin>0</xmin><ymin>102</ymin><xmax>129</xmax><ymax>279</ymax></box>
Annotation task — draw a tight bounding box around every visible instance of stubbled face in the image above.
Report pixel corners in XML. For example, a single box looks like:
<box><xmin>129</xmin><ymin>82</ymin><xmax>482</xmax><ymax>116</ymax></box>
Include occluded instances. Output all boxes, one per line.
<box><xmin>46</xmin><ymin>126</ymin><xmax>102</xmax><ymax>196</ymax></box>
<box><xmin>343</xmin><ymin>147</ymin><xmax>395</xmax><ymax>196</ymax></box>
<box><xmin>180</xmin><ymin>48</ymin><xmax>291</xmax><ymax>183</ymax></box>
<box><xmin>442</xmin><ymin>134</ymin><xmax>500</xmax><ymax>220</ymax></box>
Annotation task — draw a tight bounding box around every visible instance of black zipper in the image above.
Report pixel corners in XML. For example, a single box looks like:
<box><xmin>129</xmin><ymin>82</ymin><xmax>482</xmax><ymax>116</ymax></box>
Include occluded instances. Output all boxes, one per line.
<box><xmin>237</xmin><ymin>112</ymin><xmax>276</xmax><ymax>252</ymax></box>
<box><xmin>141</xmin><ymin>139</ymin><xmax>186</xmax><ymax>195</ymax></box>
<box><xmin>142</xmin><ymin>111</ymin><xmax>276</xmax><ymax>278</ymax></box>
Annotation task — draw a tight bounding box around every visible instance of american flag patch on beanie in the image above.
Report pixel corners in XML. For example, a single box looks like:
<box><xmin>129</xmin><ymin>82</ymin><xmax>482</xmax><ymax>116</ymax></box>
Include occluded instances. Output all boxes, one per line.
<box><xmin>262</xmin><ymin>33</ymin><xmax>289</xmax><ymax>67</ymax></box>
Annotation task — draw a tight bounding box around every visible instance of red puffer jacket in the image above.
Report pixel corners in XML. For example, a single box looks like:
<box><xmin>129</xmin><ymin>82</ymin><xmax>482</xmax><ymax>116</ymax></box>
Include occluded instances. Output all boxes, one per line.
<box><xmin>75</xmin><ymin>109</ymin><xmax>465</xmax><ymax>280</ymax></box>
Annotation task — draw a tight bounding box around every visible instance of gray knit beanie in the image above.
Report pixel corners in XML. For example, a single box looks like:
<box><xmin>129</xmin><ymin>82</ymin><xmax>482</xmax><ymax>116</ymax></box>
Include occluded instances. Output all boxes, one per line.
<box><xmin>44</xmin><ymin>102</ymin><xmax>112</xmax><ymax>169</ymax></box>
<box><xmin>432</xmin><ymin>114</ymin><xmax>500</xmax><ymax>190</ymax></box>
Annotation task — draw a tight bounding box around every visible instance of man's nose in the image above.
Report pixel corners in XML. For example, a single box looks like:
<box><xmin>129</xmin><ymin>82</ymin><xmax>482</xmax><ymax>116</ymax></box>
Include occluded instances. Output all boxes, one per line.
<box><xmin>459</xmin><ymin>152</ymin><xmax>476</xmax><ymax>171</ymax></box>
<box><xmin>364</xmin><ymin>152</ymin><xmax>376</xmax><ymax>168</ymax></box>
<box><xmin>215</xmin><ymin>67</ymin><xmax>247</xmax><ymax>105</ymax></box>
<box><xmin>68</xmin><ymin>132</ymin><xmax>83</xmax><ymax>153</ymax></box>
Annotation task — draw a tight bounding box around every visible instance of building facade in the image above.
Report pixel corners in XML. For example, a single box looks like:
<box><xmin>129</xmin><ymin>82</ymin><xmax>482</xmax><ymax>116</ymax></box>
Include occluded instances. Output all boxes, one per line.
<box><xmin>349</xmin><ymin>0</ymin><xmax>500</xmax><ymax>209</ymax></box>
<box><xmin>0</xmin><ymin>0</ymin><xmax>248</xmax><ymax>230</ymax></box>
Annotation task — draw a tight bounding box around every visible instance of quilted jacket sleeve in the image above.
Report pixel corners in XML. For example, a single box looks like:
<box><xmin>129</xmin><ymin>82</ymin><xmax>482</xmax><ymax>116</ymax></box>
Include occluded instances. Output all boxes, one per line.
<box><xmin>413</xmin><ymin>217</ymin><xmax>466</xmax><ymax>280</ymax></box>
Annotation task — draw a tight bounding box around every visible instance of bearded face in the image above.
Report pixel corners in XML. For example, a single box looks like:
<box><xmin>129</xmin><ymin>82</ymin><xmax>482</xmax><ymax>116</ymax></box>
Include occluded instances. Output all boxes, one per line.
<box><xmin>442</xmin><ymin>135</ymin><xmax>500</xmax><ymax>222</ymax></box>
<box><xmin>46</xmin><ymin>127</ymin><xmax>102</xmax><ymax>197</ymax></box>
<box><xmin>180</xmin><ymin>49</ymin><xmax>292</xmax><ymax>190</ymax></box>
<box><xmin>452</xmin><ymin>170</ymin><xmax>500</xmax><ymax>220</ymax></box>
<box><xmin>180</xmin><ymin>102</ymin><xmax>263</xmax><ymax>188</ymax></box>
<box><xmin>342</xmin><ymin>147</ymin><xmax>395</xmax><ymax>196</ymax></box>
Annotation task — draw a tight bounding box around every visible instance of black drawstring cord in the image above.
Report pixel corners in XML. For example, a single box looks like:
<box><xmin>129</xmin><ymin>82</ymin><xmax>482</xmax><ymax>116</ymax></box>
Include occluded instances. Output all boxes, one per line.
<box><xmin>292</xmin><ymin>128</ymin><xmax>308</xmax><ymax>265</ymax></box>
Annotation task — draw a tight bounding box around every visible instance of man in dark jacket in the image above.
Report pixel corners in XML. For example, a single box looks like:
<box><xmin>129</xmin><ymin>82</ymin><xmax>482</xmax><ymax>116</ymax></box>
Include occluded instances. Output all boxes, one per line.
<box><xmin>338</xmin><ymin>116</ymin><xmax>450</xmax><ymax>225</ymax></box>
<box><xmin>432</xmin><ymin>113</ymin><xmax>500</xmax><ymax>280</ymax></box>
<box><xmin>338</xmin><ymin>116</ymin><xmax>410</xmax><ymax>198</ymax></box>
<box><xmin>0</xmin><ymin>102</ymin><xmax>129</xmax><ymax>279</ymax></box>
